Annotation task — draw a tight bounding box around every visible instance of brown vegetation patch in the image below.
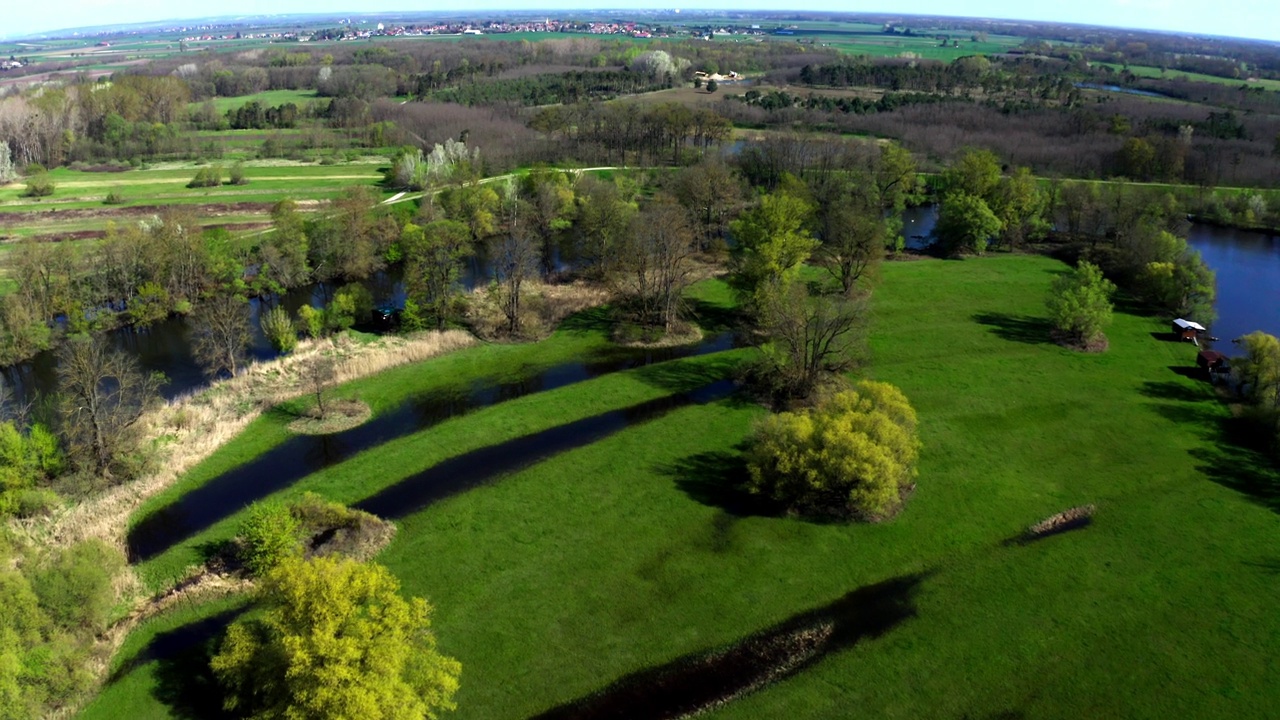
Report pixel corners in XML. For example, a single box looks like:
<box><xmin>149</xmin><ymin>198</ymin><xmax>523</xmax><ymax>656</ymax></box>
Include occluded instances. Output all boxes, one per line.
<box><xmin>1051</xmin><ymin>329</ymin><xmax>1110</xmax><ymax>353</ymax></box>
<box><xmin>467</xmin><ymin>280</ymin><xmax>612</xmax><ymax>341</ymax></box>
<box><xmin>0</xmin><ymin>201</ymin><xmax>280</xmax><ymax>227</ymax></box>
<box><xmin>1008</xmin><ymin>505</ymin><xmax>1096</xmax><ymax>545</ymax></box>
<box><xmin>614</xmin><ymin>321</ymin><xmax>704</xmax><ymax>349</ymax></box>
<box><xmin>287</xmin><ymin>398</ymin><xmax>372</xmax><ymax>435</ymax></box>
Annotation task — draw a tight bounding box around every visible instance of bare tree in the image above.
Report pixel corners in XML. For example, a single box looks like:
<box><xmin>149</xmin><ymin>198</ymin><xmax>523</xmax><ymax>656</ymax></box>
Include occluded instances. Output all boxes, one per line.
<box><xmin>304</xmin><ymin>354</ymin><xmax>337</xmax><ymax>420</ymax></box>
<box><xmin>190</xmin><ymin>293</ymin><xmax>252</xmax><ymax>377</ymax></box>
<box><xmin>615</xmin><ymin>199</ymin><xmax>698</xmax><ymax>331</ymax></box>
<box><xmin>57</xmin><ymin>336</ymin><xmax>164</xmax><ymax>479</ymax></box>
<box><xmin>493</xmin><ymin>199</ymin><xmax>540</xmax><ymax>335</ymax></box>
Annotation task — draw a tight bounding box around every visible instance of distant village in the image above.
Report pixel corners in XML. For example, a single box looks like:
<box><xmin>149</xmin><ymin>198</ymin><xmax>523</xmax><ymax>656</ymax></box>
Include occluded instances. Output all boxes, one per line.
<box><xmin>1</xmin><ymin>59</ymin><xmax>26</xmax><ymax>71</ymax></box>
<box><xmin>169</xmin><ymin>18</ymin><xmax>777</xmax><ymax>44</ymax></box>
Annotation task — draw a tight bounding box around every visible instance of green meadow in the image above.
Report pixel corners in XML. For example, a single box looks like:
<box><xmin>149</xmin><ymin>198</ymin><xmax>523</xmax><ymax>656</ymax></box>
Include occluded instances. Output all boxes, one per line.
<box><xmin>79</xmin><ymin>253</ymin><xmax>1280</xmax><ymax>719</ymax></box>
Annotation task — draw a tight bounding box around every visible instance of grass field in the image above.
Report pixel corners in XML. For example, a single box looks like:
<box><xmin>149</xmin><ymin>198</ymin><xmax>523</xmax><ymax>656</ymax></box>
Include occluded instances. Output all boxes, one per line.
<box><xmin>0</xmin><ymin>160</ymin><xmax>391</xmax><ymax>242</ymax></box>
<box><xmin>198</xmin><ymin>89</ymin><xmax>325</xmax><ymax>113</ymax></box>
<box><xmin>79</xmin><ymin>253</ymin><xmax>1280</xmax><ymax>719</ymax></box>
<box><xmin>1102</xmin><ymin>63</ymin><xmax>1280</xmax><ymax>92</ymax></box>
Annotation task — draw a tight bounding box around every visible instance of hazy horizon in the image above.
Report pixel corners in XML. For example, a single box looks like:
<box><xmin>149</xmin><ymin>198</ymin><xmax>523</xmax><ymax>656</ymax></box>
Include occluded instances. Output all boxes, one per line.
<box><xmin>3</xmin><ymin>2</ymin><xmax>1278</xmax><ymax>44</ymax></box>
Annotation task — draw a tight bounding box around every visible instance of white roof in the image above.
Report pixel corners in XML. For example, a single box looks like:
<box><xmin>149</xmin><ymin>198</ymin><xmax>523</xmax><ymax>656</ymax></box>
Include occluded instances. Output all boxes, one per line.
<box><xmin>1173</xmin><ymin>318</ymin><xmax>1206</xmax><ymax>331</ymax></box>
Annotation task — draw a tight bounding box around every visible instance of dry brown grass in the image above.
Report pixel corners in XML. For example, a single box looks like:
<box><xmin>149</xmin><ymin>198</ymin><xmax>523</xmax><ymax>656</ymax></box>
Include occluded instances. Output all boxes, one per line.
<box><xmin>287</xmin><ymin>398</ymin><xmax>372</xmax><ymax>435</ymax></box>
<box><xmin>12</xmin><ymin>329</ymin><xmax>474</xmax><ymax>559</ymax></box>
<box><xmin>467</xmin><ymin>280</ymin><xmax>612</xmax><ymax>340</ymax></box>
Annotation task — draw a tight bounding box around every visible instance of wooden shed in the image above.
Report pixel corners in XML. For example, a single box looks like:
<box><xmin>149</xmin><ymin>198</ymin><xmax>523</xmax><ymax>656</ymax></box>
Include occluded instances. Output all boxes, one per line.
<box><xmin>1172</xmin><ymin>318</ymin><xmax>1206</xmax><ymax>342</ymax></box>
<box><xmin>1197</xmin><ymin>350</ymin><xmax>1228</xmax><ymax>373</ymax></box>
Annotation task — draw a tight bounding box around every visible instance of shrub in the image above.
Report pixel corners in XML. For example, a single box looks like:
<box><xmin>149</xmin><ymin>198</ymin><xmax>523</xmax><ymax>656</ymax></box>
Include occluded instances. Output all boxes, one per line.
<box><xmin>746</xmin><ymin>380</ymin><xmax>921</xmax><ymax>519</ymax></box>
<box><xmin>210</xmin><ymin>557</ymin><xmax>460</xmax><ymax>719</ymax></box>
<box><xmin>127</xmin><ymin>282</ymin><xmax>171</xmax><ymax>328</ymax></box>
<box><xmin>187</xmin><ymin>165</ymin><xmax>223</xmax><ymax>188</ymax></box>
<box><xmin>21</xmin><ymin>176</ymin><xmax>55</xmax><ymax>198</ymax></box>
<box><xmin>261</xmin><ymin>305</ymin><xmax>298</xmax><ymax>353</ymax></box>
<box><xmin>296</xmin><ymin>304</ymin><xmax>325</xmax><ymax>339</ymax></box>
<box><xmin>229</xmin><ymin>161</ymin><xmax>248</xmax><ymax>186</ymax></box>
<box><xmin>103</xmin><ymin>190</ymin><xmax>125</xmax><ymax>205</ymax></box>
<box><xmin>238</xmin><ymin>500</ymin><xmax>302</xmax><ymax>577</ymax></box>
<box><xmin>29</xmin><ymin>539</ymin><xmax>123</xmax><ymax>635</ymax></box>
<box><xmin>0</xmin><ymin>422</ymin><xmax>65</xmax><ymax>517</ymax></box>
<box><xmin>326</xmin><ymin>285</ymin><xmax>374</xmax><ymax>333</ymax></box>
<box><xmin>1046</xmin><ymin>260</ymin><xmax>1116</xmax><ymax>350</ymax></box>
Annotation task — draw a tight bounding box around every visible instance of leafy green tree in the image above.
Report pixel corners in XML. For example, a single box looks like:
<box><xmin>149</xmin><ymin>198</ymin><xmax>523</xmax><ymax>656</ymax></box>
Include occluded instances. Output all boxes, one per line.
<box><xmin>991</xmin><ymin>166</ymin><xmax>1048</xmax><ymax>250</ymax></box>
<box><xmin>0</xmin><ymin>422</ymin><xmax>63</xmax><ymax>517</ymax></box>
<box><xmin>746</xmin><ymin>381</ymin><xmax>921</xmax><ymax>519</ymax></box>
<box><xmin>941</xmin><ymin>147</ymin><xmax>1001</xmax><ymax>201</ymax></box>
<box><xmin>29</xmin><ymin>539</ymin><xmax>122</xmax><ymax>634</ymax></box>
<box><xmin>127</xmin><ymin>282</ymin><xmax>171</xmax><ymax>328</ymax></box>
<box><xmin>295</xmin><ymin>305</ymin><xmax>323</xmax><ymax>339</ymax></box>
<box><xmin>1141</xmin><ymin>251</ymin><xmax>1216</xmax><ymax>325</ymax></box>
<box><xmin>261</xmin><ymin>305</ymin><xmax>298</xmax><ymax>353</ymax></box>
<box><xmin>730</xmin><ymin>192</ymin><xmax>817</xmax><ymax>315</ymax></box>
<box><xmin>211</xmin><ymin>557</ymin><xmax>461</xmax><ymax>720</ymax></box>
<box><xmin>815</xmin><ymin>176</ymin><xmax>883</xmax><ymax>295</ymax></box>
<box><xmin>326</xmin><ymin>285</ymin><xmax>374</xmax><ymax>333</ymax></box>
<box><xmin>1118</xmin><ymin>137</ymin><xmax>1156</xmax><ymax>181</ymax></box>
<box><xmin>238</xmin><ymin>500</ymin><xmax>302</xmax><ymax>577</ymax></box>
<box><xmin>574</xmin><ymin>176</ymin><xmax>637</xmax><ymax>277</ymax></box>
<box><xmin>706</xmin><ymin>79</ymin><xmax>718</xmax><ymax>93</ymax></box>
<box><xmin>934</xmin><ymin>192</ymin><xmax>1002</xmax><ymax>255</ymax></box>
<box><xmin>1046</xmin><ymin>261</ymin><xmax>1116</xmax><ymax>349</ymax></box>
<box><xmin>1237</xmin><ymin>331</ymin><xmax>1280</xmax><ymax>411</ymax></box>
<box><xmin>402</xmin><ymin>220</ymin><xmax>471</xmax><ymax>331</ymax></box>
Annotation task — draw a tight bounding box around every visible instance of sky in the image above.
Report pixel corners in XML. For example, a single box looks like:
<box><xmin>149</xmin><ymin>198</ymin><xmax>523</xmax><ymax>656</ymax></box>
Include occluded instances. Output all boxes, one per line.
<box><xmin>4</xmin><ymin>1</ymin><xmax>1279</xmax><ymax>43</ymax></box>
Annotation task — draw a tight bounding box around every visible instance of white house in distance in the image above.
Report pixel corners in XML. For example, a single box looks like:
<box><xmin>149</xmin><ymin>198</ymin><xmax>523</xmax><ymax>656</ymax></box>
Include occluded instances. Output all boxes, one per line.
<box><xmin>0</xmin><ymin>60</ymin><xmax>25</xmax><ymax>71</ymax></box>
<box><xmin>693</xmin><ymin>70</ymin><xmax>741</xmax><ymax>83</ymax></box>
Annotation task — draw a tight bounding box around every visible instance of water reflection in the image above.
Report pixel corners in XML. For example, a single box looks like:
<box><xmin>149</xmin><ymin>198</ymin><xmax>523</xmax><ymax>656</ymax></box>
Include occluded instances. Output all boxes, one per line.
<box><xmin>126</xmin><ymin>333</ymin><xmax>736</xmax><ymax>561</ymax></box>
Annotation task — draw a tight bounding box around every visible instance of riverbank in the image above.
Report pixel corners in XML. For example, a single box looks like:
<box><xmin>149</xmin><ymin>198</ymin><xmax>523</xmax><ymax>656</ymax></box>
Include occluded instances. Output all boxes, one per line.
<box><xmin>80</xmin><ymin>255</ymin><xmax>1280</xmax><ymax>719</ymax></box>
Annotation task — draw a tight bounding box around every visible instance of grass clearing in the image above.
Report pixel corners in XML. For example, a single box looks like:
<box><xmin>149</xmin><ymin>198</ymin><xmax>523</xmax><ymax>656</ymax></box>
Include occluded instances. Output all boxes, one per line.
<box><xmin>85</xmin><ymin>255</ymin><xmax>1280</xmax><ymax>719</ymax></box>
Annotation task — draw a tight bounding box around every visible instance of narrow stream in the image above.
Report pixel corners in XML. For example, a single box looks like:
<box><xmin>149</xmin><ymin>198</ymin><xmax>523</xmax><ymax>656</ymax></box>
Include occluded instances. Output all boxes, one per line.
<box><xmin>126</xmin><ymin>333</ymin><xmax>736</xmax><ymax>561</ymax></box>
<box><xmin>354</xmin><ymin>379</ymin><xmax>737</xmax><ymax>520</ymax></box>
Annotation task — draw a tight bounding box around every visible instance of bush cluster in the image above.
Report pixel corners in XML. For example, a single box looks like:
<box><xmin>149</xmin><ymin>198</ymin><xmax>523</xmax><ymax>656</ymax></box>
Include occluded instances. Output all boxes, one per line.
<box><xmin>746</xmin><ymin>380</ymin><xmax>921</xmax><ymax>520</ymax></box>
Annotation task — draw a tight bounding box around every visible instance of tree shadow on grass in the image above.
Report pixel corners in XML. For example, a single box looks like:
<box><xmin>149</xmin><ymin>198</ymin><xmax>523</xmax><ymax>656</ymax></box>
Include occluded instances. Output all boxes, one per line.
<box><xmin>105</xmin><ymin>607</ymin><xmax>244</xmax><ymax>720</ymax></box>
<box><xmin>661</xmin><ymin>449</ymin><xmax>775</xmax><ymax>519</ymax></box>
<box><xmin>971</xmin><ymin>312</ymin><xmax>1053</xmax><ymax>345</ymax></box>
<box><xmin>685</xmin><ymin>297</ymin><xmax>744</xmax><ymax>334</ymax></box>
<box><xmin>1137</xmin><ymin>374</ymin><xmax>1280</xmax><ymax>515</ymax></box>
<box><xmin>557</xmin><ymin>306</ymin><xmax>615</xmax><ymax>334</ymax></box>
<box><xmin>1195</xmin><ymin>417</ymin><xmax>1280</xmax><ymax>515</ymax></box>
<box><xmin>528</xmin><ymin>572</ymin><xmax>928</xmax><ymax>720</ymax></box>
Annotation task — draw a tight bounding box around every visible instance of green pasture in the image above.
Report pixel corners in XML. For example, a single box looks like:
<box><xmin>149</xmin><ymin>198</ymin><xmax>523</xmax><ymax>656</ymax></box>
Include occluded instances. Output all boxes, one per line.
<box><xmin>81</xmin><ymin>254</ymin><xmax>1280</xmax><ymax>719</ymax></box>
<box><xmin>197</xmin><ymin>89</ymin><xmax>325</xmax><ymax>114</ymax></box>
<box><xmin>1102</xmin><ymin>63</ymin><xmax>1280</xmax><ymax>92</ymax></box>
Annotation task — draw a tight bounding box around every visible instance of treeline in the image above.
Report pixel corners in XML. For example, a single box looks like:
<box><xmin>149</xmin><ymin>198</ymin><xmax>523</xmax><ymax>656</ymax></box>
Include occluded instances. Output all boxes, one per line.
<box><xmin>730</xmin><ymin>88</ymin><xmax>955</xmax><ymax>115</ymax></box>
<box><xmin>430</xmin><ymin>69</ymin><xmax>673</xmax><ymax>106</ymax></box>
<box><xmin>131</xmin><ymin>37</ymin><xmax>833</xmax><ymax>102</ymax></box>
<box><xmin>527</xmin><ymin>101</ymin><xmax>733</xmax><ymax>166</ymax></box>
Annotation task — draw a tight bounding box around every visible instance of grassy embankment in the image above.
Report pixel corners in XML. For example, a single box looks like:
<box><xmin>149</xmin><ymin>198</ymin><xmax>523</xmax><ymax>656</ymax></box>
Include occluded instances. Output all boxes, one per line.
<box><xmin>81</xmin><ymin>253</ymin><xmax>1280</xmax><ymax>719</ymax></box>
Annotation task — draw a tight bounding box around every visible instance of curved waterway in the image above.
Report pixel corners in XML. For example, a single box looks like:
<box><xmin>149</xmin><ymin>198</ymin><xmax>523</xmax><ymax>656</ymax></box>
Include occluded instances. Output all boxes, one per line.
<box><xmin>126</xmin><ymin>332</ymin><xmax>736</xmax><ymax>561</ymax></box>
